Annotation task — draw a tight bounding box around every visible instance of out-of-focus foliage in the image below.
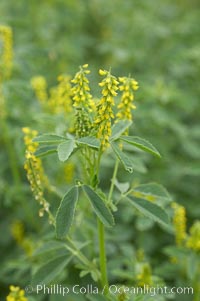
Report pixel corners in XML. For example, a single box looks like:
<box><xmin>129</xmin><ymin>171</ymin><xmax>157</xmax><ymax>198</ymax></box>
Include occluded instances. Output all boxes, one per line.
<box><xmin>0</xmin><ymin>0</ymin><xmax>199</xmax><ymax>300</ymax></box>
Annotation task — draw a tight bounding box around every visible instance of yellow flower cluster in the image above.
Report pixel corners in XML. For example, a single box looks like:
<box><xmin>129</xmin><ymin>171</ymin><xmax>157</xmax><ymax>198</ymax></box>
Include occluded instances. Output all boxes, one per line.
<box><xmin>11</xmin><ymin>220</ymin><xmax>24</xmax><ymax>245</ymax></box>
<box><xmin>31</xmin><ymin>76</ymin><xmax>48</xmax><ymax>105</ymax></box>
<box><xmin>29</xmin><ymin>66</ymin><xmax>139</xmax><ymax>146</ymax></box>
<box><xmin>31</xmin><ymin>74</ymin><xmax>73</xmax><ymax>117</ymax></box>
<box><xmin>172</xmin><ymin>202</ymin><xmax>187</xmax><ymax>246</ymax></box>
<box><xmin>186</xmin><ymin>221</ymin><xmax>200</xmax><ymax>251</ymax></box>
<box><xmin>71</xmin><ymin>64</ymin><xmax>95</xmax><ymax>137</ymax></box>
<box><xmin>117</xmin><ymin>76</ymin><xmax>139</xmax><ymax>121</ymax></box>
<box><xmin>94</xmin><ymin>69</ymin><xmax>119</xmax><ymax>148</ymax></box>
<box><xmin>22</xmin><ymin>127</ymin><xmax>38</xmax><ymax>153</ymax></box>
<box><xmin>22</xmin><ymin>127</ymin><xmax>50</xmax><ymax>218</ymax></box>
<box><xmin>11</xmin><ymin>220</ymin><xmax>34</xmax><ymax>256</ymax></box>
<box><xmin>6</xmin><ymin>286</ymin><xmax>27</xmax><ymax>301</ymax></box>
<box><xmin>71</xmin><ymin>64</ymin><xmax>93</xmax><ymax>109</ymax></box>
<box><xmin>0</xmin><ymin>25</ymin><xmax>13</xmax><ymax>78</ymax></box>
<box><xmin>48</xmin><ymin>75</ymin><xmax>72</xmax><ymax>115</ymax></box>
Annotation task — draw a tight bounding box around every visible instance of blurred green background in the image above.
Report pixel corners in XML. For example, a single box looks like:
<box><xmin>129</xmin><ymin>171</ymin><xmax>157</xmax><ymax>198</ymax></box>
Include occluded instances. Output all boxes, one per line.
<box><xmin>0</xmin><ymin>0</ymin><xmax>200</xmax><ymax>300</ymax></box>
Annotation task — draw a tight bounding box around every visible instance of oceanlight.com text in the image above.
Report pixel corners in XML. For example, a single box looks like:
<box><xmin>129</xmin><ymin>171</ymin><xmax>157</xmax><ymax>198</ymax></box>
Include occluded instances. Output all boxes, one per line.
<box><xmin>25</xmin><ymin>284</ymin><xmax>194</xmax><ymax>297</ymax></box>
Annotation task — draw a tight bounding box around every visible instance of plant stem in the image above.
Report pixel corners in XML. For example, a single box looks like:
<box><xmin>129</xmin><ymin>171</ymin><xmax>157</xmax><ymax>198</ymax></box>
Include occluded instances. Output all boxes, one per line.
<box><xmin>94</xmin><ymin>149</ymin><xmax>109</xmax><ymax>292</ymax></box>
<box><xmin>67</xmin><ymin>237</ymin><xmax>92</xmax><ymax>267</ymax></box>
<box><xmin>108</xmin><ymin>159</ymin><xmax>119</xmax><ymax>205</ymax></box>
<box><xmin>98</xmin><ymin>218</ymin><xmax>109</xmax><ymax>294</ymax></box>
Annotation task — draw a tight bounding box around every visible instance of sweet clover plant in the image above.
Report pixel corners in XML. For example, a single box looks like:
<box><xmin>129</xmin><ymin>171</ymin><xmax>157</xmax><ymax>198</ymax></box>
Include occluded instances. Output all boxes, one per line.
<box><xmin>22</xmin><ymin>64</ymin><xmax>176</xmax><ymax>300</ymax></box>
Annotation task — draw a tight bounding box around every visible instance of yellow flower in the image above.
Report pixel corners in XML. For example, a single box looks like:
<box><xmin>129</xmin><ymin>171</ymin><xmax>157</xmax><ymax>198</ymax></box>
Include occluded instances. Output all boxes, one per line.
<box><xmin>10</xmin><ymin>220</ymin><xmax>34</xmax><ymax>256</ymax></box>
<box><xmin>94</xmin><ymin>69</ymin><xmax>119</xmax><ymax>148</ymax></box>
<box><xmin>71</xmin><ymin>64</ymin><xmax>95</xmax><ymax>137</ymax></box>
<box><xmin>31</xmin><ymin>76</ymin><xmax>48</xmax><ymax>104</ymax></box>
<box><xmin>6</xmin><ymin>286</ymin><xmax>27</xmax><ymax>301</ymax></box>
<box><xmin>0</xmin><ymin>25</ymin><xmax>13</xmax><ymax>78</ymax></box>
<box><xmin>71</xmin><ymin>64</ymin><xmax>93</xmax><ymax>109</ymax></box>
<box><xmin>99</xmin><ymin>69</ymin><xmax>107</xmax><ymax>76</ymax></box>
<box><xmin>22</xmin><ymin>127</ymin><xmax>38</xmax><ymax>153</ymax></box>
<box><xmin>21</xmin><ymin>238</ymin><xmax>34</xmax><ymax>256</ymax></box>
<box><xmin>116</xmin><ymin>76</ymin><xmax>139</xmax><ymax>122</ymax></box>
<box><xmin>22</xmin><ymin>127</ymin><xmax>50</xmax><ymax>219</ymax></box>
<box><xmin>48</xmin><ymin>75</ymin><xmax>72</xmax><ymax>115</ymax></box>
<box><xmin>186</xmin><ymin>221</ymin><xmax>200</xmax><ymax>251</ymax></box>
<box><xmin>172</xmin><ymin>202</ymin><xmax>187</xmax><ymax>246</ymax></box>
<box><xmin>11</xmin><ymin>220</ymin><xmax>24</xmax><ymax>244</ymax></box>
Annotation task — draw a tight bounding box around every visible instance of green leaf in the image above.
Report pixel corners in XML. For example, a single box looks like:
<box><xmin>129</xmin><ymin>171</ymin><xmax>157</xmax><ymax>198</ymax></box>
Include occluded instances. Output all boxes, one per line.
<box><xmin>57</xmin><ymin>140</ymin><xmax>75</xmax><ymax>162</ymax></box>
<box><xmin>65</xmin><ymin>240</ymin><xmax>91</xmax><ymax>257</ymax></box>
<box><xmin>32</xmin><ymin>254</ymin><xmax>72</xmax><ymax>286</ymax></box>
<box><xmin>33</xmin><ymin>134</ymin><xmax>67</xmax><ymax>144</ymax></box>
<box><xmin>80</xmin><ymin>270</ymin><xmax>90</xmax><ymax>278</ymax></box>
<box><xmin>132</xmin><ymin>183</ymin><xmax>172</xmax><ymax>204</ymax></box>
<box><xmin>111</xmin><ymin>142</ymin><xmax>133</xmax><ymax>173</ymax></box>
<box><xmin>120</xmin><ymin>136</ymin><xmax>161</xmax><ymax>158</ymax></box>
<box><xmin>127</xmin><ymin>156</ymin><xmax>147</xmax><ymax>173</ymax></box>
<box><xmin>163</xmin><ymin>246</ymin><xmax>189</xmax><ymax>258</ymax></box>
<box><xmin>34</xmin><ymin>145</ymin><xmax>57</xmax><ymax>157</ymax></box>
<box><xmin>127</xmin><ymin>195</ymin><xmax>170</xmax><ymax>227</ymax></box>
<box><xmin>110</xmin><ymin>120</ymin><xmax>132</xmax><ymax>141</ymax></box>
<box><xmin>76</xmin><ymin>136</ymin><xmax>100</xmax><ymax>149</ymax></box>
<box><xmin>32</xmin><ymin>241</ymin><xmax>66</xmax><ymax>259</ymax></box>
<box><xmin>83</xmin><ymin>185</ymin><xmax>114</xmax><ymax>227</ymax></box>
<box><xmin>187</xmin><ymin>253</ymin><xmax>199</xmax><ymax>280</ymax></box>
<box><xmin>114</xmin><ymin>179</ymin><xmax>130</xmax><ymax>193</ymax></box>
<box><xmin>91</xmin><ymin>270</ymin><xmax>101</xmax><ymax>282</ymax></box>
<box><xmin>56</xmin><ymin>186</ymin><xmax>79</xmax><ymax>239</ymax></box>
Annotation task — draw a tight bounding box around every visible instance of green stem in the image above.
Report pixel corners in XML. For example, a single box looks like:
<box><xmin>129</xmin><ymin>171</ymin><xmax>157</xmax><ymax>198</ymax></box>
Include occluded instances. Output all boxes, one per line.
<box><xmin>67</xmin><ymin>237</ymin><xmax>91</xmax><ymax>267</ymax></box>
<box><xmin>98</xmin><ymin>219</ymin><xmax>109</xmax><ymax>294</ymax></box>
<box><xmin>93</xmin><ymin>148</ymin><xmax>109</xmax><ymax>292</ymax></box>
<box><xmin>108</xmin><ymin>159</ymin><xmax>119</xmax><ymax>205</ymax></box>
<box><xmin>67</xmin><ymin>237</ymin><xmax>99</xmax><ymax>275</ymax></box>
